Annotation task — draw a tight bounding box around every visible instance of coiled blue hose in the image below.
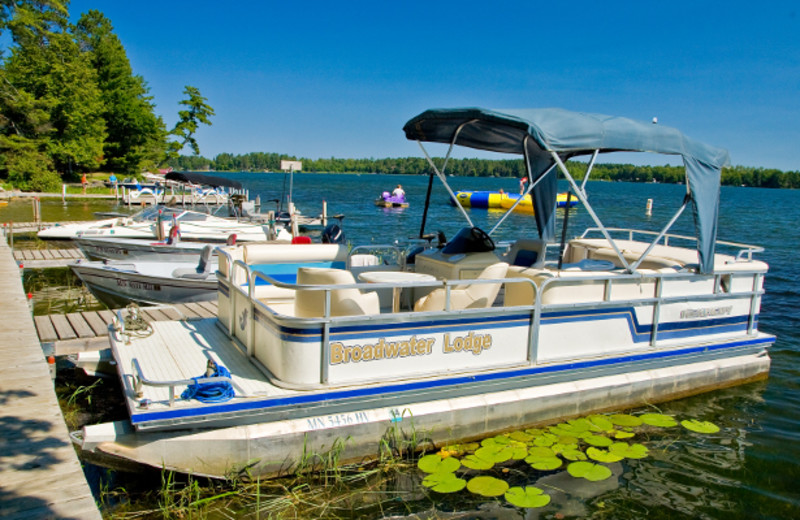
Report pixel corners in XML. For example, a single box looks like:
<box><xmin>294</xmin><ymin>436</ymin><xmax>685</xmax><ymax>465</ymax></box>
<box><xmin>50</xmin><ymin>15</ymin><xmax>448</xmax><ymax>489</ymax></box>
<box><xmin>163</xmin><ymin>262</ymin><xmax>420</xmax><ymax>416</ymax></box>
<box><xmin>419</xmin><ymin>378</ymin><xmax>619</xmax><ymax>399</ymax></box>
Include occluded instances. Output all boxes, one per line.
<box><xmin>181</xmin><ymin>362</ymin><xmax>235</xmax><ymax>403</ymax></box>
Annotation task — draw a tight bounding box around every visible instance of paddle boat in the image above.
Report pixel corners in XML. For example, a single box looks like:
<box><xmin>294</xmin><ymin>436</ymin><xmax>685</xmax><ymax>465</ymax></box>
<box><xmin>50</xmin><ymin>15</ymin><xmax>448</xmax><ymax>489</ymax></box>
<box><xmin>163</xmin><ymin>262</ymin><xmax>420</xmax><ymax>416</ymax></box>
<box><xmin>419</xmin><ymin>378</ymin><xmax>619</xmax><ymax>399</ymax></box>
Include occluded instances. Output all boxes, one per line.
<box><xmin>375</xmin><ymin>191</ymin><xmax>409</xmax><ymax>208</ymax></box>
<box><xmin>74</xmin><ymin>107</ymin><xmax>773</xmax><ymax>479</ymax></box>
<box><xmin>452</xmin><ymin>190</ymin><xmax>577</xmax><ymax>212</ymax></box>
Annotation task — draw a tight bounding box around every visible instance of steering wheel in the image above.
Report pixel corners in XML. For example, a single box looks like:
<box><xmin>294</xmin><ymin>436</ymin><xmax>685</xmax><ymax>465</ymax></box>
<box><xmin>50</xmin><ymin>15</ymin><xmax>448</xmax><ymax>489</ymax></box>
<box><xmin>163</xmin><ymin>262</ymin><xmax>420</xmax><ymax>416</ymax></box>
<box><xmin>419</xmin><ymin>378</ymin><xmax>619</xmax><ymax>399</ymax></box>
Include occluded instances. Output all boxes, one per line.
<box><xmin>471</xmin><ymin>227</ymin><xmax>495</xmax><ymax>251</ymax></box>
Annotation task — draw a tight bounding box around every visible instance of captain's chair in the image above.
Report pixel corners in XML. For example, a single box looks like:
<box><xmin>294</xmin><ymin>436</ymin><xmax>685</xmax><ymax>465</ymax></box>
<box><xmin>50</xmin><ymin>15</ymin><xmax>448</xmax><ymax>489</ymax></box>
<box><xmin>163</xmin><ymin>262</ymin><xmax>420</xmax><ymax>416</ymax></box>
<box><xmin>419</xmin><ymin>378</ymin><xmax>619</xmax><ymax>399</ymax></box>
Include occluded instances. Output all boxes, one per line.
<box><xmin>414</xmin><ymin>262</ymin><xmax>509</xmax><ymax>312</ymax></box>
<box><xmin>294</xmin><ymin>267</ymin><xmax>380</xmax><ymax>317</ymax></box>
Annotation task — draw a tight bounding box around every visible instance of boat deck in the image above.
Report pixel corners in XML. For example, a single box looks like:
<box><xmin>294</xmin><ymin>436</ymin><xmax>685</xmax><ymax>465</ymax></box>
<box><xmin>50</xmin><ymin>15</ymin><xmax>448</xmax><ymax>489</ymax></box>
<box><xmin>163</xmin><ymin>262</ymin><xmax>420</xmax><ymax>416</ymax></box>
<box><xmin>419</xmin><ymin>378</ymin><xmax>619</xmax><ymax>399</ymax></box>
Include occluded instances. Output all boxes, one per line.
<box><xmin>115</xmin><ymin>318</ymin><xmax>292</xmax><ymax>420</ymax></box>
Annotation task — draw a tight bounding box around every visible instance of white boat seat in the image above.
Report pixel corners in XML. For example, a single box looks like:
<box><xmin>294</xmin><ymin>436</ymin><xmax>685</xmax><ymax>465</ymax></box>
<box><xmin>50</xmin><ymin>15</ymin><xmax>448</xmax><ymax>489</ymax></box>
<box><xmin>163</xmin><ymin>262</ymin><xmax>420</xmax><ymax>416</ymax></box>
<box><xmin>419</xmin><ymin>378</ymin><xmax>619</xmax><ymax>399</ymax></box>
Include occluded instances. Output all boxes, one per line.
<box><xmin>172</xmin><ymin>245</ymin><xmax>216</xmax><ymax>279</ymax></box>
<box><xmin>414</xmin><ymin>262</ymin><xmax>509</xmax><ymax>312</ymax></box>
<box><xmin>502</xmin><ymin>239</ymin><xmax>546</xmax><ymax>268</ymax></box>
<box><xmin>349</xmin><ymin>254</ymin><xmax>380</xmax><ymax>267</ymax></box>
<box><xmin>294</xmin><ymin>267</ymin><xmax>380</xmax><ymax>317</ymax></box>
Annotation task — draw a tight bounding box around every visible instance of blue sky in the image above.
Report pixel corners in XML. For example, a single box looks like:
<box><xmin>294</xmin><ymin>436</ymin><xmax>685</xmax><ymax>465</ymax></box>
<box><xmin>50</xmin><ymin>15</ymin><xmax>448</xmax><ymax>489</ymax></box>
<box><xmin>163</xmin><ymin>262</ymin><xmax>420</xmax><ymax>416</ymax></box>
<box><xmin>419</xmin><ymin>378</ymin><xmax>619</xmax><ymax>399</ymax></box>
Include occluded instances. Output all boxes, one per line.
<box><xmin>60</xmin><ymin>1</ymin><xmax>800</xmax><ymax>170</ymax></box>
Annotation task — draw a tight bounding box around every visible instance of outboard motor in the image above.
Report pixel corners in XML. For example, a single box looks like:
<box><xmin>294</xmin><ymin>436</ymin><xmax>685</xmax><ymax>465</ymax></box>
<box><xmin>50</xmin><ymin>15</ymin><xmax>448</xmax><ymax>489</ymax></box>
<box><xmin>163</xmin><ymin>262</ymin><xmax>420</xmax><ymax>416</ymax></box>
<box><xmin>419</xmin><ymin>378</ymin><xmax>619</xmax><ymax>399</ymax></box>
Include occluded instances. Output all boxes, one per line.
<box><xmin>322</xmin><ymin>224</ymin><xmax>345</xmax><ymax>244</ymax></box>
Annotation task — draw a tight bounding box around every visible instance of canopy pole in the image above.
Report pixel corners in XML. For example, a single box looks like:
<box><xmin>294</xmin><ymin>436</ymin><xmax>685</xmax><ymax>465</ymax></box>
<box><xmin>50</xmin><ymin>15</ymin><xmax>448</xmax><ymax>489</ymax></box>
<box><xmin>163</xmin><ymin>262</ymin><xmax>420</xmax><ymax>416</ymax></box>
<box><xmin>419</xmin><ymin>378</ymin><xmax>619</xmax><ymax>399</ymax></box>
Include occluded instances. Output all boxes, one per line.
<box><xmin>417</xmin><ymin>120</ymin><xmax>476</xmax><ymax>228</ymax></box>
<box><xmin>579</xmin><ymin>150</ymin><xmax>599</xmax><ymax>196</ymax></box>
<box><xmin>628</xmin><ymin>194</ymin><xmax>691</xmax><ymax>271</ymax></box>
<box><xmin>488</xmin><ymin>139</ymin><xmax>555</xmax><ymax>236</ymax></box>
<box><xmin>557</xmin><ymin>191</ymin><xmax>573</xmax><ymax>269</ymax></box>
<box><xmin>551</xmin><ymin>152</ymin><xmax>633</xmax><ymax>272</ymax></box>
<box><xmin>418</xmin><ymin>170</ymin><xmax>436</xmax><ymax>239</ymax></box>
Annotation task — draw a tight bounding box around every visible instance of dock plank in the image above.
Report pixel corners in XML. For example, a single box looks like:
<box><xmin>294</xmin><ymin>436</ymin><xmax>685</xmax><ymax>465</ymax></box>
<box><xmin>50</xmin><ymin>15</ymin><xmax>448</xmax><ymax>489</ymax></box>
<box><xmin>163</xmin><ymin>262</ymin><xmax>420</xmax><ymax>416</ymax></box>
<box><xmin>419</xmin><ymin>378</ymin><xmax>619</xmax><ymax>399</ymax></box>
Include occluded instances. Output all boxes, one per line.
<box><xmin>65</xmin><ymin>312</ymin><xmax>95</xmax><ymax>338</ymax></box>
<box><xmin>48</xmin><ymin>314</ymin><xmax>77</xmax><ymax>340</ymax></box>
<box><xmin>33</xmin><ymin>315</ymin><xmax>58</xmax><ymax>342</ymax></box>
<box><xmin>81</xmin><ymin>311</ymin><xmax>110</xmax><ymax>336</ymax></box>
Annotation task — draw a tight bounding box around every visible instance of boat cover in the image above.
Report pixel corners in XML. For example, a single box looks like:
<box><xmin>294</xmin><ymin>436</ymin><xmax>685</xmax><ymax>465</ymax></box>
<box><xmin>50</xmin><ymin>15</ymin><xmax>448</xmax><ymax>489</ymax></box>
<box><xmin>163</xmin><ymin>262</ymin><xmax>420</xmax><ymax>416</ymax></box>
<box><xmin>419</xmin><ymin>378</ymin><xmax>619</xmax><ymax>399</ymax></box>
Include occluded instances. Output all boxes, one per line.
<box><xmin>166</xmin><ymin>171</ymin><xmax>243</xmax><ymax>190</ymax></box>
<box><xmin>404</xmin><ymin>108</ymin><xmax>730</xmax><ymax>273</ymax></box>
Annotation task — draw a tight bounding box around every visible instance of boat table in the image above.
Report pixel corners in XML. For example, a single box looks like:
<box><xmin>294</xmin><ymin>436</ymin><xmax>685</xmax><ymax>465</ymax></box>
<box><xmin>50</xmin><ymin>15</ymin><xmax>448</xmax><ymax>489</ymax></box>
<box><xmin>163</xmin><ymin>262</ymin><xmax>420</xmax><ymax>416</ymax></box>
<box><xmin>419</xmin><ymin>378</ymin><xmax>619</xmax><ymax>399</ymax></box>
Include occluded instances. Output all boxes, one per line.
<box><xmin>358</xmin><ymin>270</ymin><xmax>437</xmax><ymax>312</ymax></box>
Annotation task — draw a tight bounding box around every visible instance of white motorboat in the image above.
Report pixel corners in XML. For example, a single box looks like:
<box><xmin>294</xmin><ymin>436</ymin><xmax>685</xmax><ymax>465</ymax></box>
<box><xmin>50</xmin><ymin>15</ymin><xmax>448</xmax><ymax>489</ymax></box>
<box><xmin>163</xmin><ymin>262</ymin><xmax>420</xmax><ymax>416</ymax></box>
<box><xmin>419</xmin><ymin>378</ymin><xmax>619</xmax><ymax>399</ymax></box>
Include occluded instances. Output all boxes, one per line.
<box><xmin>74</xmin><ymin>227</ymin><xmax>293</xmax><ymax>262</ymax></box>
<box><xmin>74</xmin><ymin>107</ymin><xmax>774</xmax><ymax>480</ymax></box>
<box><xmin>38</xmin><ymin>206</ymin><xmax>284</xmax><ymax>242</ymax></box>
<box><xmin>70</xmin><ymin>246</ymin><xmax>220</xmax><ymax>307</ymax></box>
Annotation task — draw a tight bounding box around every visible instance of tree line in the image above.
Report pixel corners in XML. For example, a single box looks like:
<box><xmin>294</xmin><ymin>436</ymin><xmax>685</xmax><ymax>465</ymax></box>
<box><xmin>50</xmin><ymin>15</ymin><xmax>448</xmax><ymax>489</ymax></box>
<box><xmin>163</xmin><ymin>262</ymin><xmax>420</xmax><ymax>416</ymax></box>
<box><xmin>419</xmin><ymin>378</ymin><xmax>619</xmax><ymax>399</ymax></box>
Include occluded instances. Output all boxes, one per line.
<box><xmin>0</xmin><ymin>1</ymin><xmax>214</xmax><ymax>191</ymax></box>
<box><xmin>168</xmin><ymin>153</ymin><xmax>800</xmax><ymax>190</ymax></box>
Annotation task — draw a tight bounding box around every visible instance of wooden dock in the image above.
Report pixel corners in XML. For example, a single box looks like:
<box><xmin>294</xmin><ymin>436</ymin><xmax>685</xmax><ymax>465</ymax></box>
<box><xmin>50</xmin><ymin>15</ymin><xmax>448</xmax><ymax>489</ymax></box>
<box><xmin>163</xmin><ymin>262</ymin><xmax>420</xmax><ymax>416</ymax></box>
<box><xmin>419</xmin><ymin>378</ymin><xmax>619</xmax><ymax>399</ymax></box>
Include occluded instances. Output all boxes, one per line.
<box><xmin>13</xmin><ymin>247</ymin><xmax>85</xmax><ymax>268</ymax></box>
<box><xmin>0</xmin><ymin>241</ymin><xmax>102</xmax><ymax>519</ymax></box>
<box><xmin>36</xmin><ymin>301</ymin><xmax>219</xmax><ymax>355</ymax></box>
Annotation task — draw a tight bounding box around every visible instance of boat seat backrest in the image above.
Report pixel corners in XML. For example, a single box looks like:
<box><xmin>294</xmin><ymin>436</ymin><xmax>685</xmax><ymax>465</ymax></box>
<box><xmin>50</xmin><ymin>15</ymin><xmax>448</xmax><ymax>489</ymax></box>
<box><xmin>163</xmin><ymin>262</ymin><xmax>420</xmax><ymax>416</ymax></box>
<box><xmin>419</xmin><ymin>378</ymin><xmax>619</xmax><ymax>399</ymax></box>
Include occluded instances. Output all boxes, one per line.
<box><xmin>294</xmin><ymin>267</ymin><xmax>380</xmax><ymax>318</ymax></box>
<box><xmin>349</xmin><ymin>254</ymin><xmax>380</xmax><ymax>267</ymax></box>
<box><xmin>414</xmin><ymin>262</ymin><xmax>509</xmax><ymax>312</ymax></box>
<box><xmin>502</xmin><ymin>239</ymin><xmax>546</xmax><ymax>268</ymax></box>
<box><xmin>172</xmin><ymin>245</ymin><xmax>216</xmax><ymax>280</ymax></box>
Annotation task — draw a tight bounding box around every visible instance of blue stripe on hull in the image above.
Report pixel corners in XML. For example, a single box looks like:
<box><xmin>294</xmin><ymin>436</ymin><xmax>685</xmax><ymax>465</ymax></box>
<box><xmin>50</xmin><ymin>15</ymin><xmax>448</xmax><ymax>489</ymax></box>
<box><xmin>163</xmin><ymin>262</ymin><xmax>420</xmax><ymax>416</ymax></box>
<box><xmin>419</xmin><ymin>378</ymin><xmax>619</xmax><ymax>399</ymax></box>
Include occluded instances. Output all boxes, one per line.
<box><xmin>130</xmin><ymin>334</ymin><xmax>773</xmax><ymax>426</ymax></box>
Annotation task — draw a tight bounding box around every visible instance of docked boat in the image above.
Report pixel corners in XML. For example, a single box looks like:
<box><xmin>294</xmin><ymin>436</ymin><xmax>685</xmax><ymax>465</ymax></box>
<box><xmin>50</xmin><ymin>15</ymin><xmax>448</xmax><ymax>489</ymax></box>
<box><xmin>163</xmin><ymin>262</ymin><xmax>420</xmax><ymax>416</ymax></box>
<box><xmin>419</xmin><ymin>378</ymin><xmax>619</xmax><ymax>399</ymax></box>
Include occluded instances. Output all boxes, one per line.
<box><xmin>74</xmin><ymin>227</ymin><xmax>292</xmax><ymax>262</ymax></box>
<box><xmin>74</xmin><ymin>107</ymin><xmax>773</xmax><ymax>479</ymax></box>
<box><xmin>375</xmin><ymin>191</ymin><xmax>409</xmax><ymax>208</ymax></box>
<box><xmin>70</xmin><ymin>239</ymin><xmax>349</xmax><ymax>307</ymax></box>
<box><xmin>452</xmin><ymin>190</ymin><xmax>577</xmax><ymax>212</ymax></box>
<box><xmin>70</xmin><ymin>246</ymin><xmax>221</xmax><ymax>307</ymax></box>
<box><xmin>38</xmin><ymin>206</ymin><xmax>284</xmax><ymax>242</ymax></box>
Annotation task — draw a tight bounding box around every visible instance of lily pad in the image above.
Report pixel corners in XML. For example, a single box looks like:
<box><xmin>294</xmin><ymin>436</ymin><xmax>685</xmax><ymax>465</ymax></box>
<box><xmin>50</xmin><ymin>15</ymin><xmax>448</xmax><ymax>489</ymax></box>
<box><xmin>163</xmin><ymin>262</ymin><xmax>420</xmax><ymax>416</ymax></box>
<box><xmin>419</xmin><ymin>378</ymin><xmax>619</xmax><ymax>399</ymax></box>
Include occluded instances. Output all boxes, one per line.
<box><xmin>568</xmin><ymin>417</ymin><xmax>600</xmax><ymax>432</ymax></box>
<box><xmin>533</xmin><ymin>433</ymin><xmax>558</xmax><ymax>447</ymax></box>
<box><xmin>526</xmin><ymin>456</ymin><xmax>562</xmax><ymax>471</ymax></box>
<box><xmin>467</xmin><ymin>475</ymin><xmax>510</xmax><ymax>497</ymax></box>
<box><xmin>681</xmin><ymin>419</ymin><xmax>720</xmax><ymax>434</ymax></box>
<box><xmin>560</xmin><ymin>448</ymin><xmax>588</xmax><ymax>461</ymax></box>
<box><xmin>609</xmin><ymin>442</ymin><xmax>649</xmax><ymax>459</ymax></box>
<box><xmin>508</xmin><ymin>430</ymin><xmax>534</xmax><ymax>442</ymax></box>
<box><xmin>567</xmin><ymin>461</ymin><xmax>613</xmax><ymax>482</ymax></box>
<box><xmin>640</xmin><ymin>413</ymin><xmax>678</xmax><ymax>428</ymax></box>
<box><xmin>505</xmin><ymin>486</ymin><xmax>551</xmax><ymax>508</ymax></box>
<box><xmin>461</xmin><ymin>454</ymin><xmax>495</xmax><ymax>470</ymax></box>
<box><xmin>612</xmin><ymin>429</ymin><xmax>636</xmax><ymax>439</ymax></box>
<box><xmin>422</xmin><ymin>471</ymin><xmax>467</xmax><ymax>493</ymax></box>
<box><xmin>525</xmin><ymin>427</ymin><xmax>545</xmax><ymax>436</ymax></box>
<box><xmin>527</xmin><ymin>446</ymin><xmax>556</xmax><ymax>459</ymax></box>
<box><xmin>584</xmin><ymin>434</ymin><xmax>613</xmax><ymax>447</ymax></box>
<box><xmin>609</xmin><ymin>414</ymin><xmax>643</xmax><ymax>427</ymax></box>
<box><xmin>587</xmin><ymin>414</ymin><xmax>614</xmax><ymax>431</ymax></box>
<box><xmin>475</xmin><ymin>444</ymin><xmax>514</xmax><ymax>463</ymax></box>
<box><xmin>586</xmin><ymin>447</ymin><xmax>624</xmax><ymax>463</ymax></box>
<box><xmin>418</xmin><ymin>454</ymin><xmax>461</xmax><ymax>474</ymax></box>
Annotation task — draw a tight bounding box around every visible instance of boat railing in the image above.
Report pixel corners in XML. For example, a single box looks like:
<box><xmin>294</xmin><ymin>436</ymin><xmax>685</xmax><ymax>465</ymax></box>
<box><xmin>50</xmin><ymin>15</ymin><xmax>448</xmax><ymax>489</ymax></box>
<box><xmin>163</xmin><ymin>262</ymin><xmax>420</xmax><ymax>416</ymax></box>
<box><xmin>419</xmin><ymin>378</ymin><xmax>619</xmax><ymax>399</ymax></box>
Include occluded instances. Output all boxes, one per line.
<box><xmin>579</xmin><ymin>227</ymin><xmax>765</xmax><ymax>261</ymax></box>
<box><xmin>530</xmin><ymin>267</ymin><xmax>765</xmax><ymax>356</ymax></box>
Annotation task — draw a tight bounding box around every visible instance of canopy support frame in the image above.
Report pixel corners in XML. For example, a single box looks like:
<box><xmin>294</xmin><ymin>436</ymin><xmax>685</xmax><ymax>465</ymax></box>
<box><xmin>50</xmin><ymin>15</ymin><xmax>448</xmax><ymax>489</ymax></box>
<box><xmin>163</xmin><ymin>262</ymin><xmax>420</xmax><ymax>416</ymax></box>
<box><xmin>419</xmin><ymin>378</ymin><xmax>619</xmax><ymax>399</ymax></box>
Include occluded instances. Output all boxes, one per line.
<box><xmin>488</xmin><ymin>136</ymin><xmax>555</xmax><ymax>236</ymax></box>
<box><xmin>417</xmin><ymin>120</ymin><xmax>477</xmax><ymax>229</ymax></box>
<box><xmin>551</xmin><ymin>151</ymin><xmax>633</xmax><ymax>272</ymax></box>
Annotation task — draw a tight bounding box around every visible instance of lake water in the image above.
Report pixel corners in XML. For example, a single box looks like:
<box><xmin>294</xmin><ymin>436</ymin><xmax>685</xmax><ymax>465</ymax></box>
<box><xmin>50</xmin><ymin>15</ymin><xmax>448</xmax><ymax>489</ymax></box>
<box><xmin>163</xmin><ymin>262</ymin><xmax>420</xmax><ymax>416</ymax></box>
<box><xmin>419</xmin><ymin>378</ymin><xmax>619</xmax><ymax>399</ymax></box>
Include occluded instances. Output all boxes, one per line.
<box><xmin>3</xmin><ymin>173</ymin><xmax>799</xmax><ymax>518</ymax></box>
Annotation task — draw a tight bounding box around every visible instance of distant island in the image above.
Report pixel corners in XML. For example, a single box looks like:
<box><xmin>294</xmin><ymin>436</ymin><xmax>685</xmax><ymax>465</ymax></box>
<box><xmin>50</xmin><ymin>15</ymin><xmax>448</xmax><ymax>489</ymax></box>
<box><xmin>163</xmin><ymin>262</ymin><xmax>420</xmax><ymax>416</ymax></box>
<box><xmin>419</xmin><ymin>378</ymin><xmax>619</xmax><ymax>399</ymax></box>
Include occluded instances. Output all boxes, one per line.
<box><xmin>169</xmin><ymin>152</ymin><xmax>799</xmax><ymax>189</ymax></box>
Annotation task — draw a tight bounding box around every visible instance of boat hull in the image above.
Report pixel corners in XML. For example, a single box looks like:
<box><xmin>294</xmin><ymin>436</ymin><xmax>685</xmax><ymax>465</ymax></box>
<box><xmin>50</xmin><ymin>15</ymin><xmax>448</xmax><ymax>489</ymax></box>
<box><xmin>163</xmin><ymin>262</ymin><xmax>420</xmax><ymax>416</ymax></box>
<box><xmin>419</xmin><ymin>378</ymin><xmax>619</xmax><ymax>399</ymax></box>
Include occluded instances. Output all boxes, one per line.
<box><xmin>74</xmin><ymin>237</ymin><xmax>208</xmax><ymax>262</ymax></box>
<box><xmin>70</xmin><ymin>263</ymin><xmax>217</xmax><ymax>307</ymax></box>
<box><xmin>78</xmin><ymin>345</ymin><xmax>770</xmax><ymax>479</ymax></box>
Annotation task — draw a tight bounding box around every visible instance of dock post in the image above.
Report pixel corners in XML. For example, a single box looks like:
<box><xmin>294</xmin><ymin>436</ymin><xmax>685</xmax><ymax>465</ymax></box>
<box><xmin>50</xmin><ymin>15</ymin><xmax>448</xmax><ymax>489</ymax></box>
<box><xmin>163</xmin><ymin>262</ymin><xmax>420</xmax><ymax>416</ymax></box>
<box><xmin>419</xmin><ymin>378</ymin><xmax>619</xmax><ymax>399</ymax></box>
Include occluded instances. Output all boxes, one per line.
<box><xmin>61</xmin><ymin>183</ymin><xmax>66</xmax><ymax>204</ymax></box>
<box><xmin>322</xmin><ymin>199</ymin><xmax>328</xmax><ymax>227</ymax></box>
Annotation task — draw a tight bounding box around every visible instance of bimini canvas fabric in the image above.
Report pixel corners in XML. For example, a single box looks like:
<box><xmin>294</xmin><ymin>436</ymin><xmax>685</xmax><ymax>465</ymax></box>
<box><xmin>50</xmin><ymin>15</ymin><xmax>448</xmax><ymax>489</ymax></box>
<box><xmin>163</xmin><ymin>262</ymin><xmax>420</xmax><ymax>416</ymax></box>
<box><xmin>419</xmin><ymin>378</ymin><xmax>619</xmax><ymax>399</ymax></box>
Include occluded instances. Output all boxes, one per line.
<box><xmin>403</xmin><ymin>108</ymin><xmax>730</xmax><ymax>273</ymax></box>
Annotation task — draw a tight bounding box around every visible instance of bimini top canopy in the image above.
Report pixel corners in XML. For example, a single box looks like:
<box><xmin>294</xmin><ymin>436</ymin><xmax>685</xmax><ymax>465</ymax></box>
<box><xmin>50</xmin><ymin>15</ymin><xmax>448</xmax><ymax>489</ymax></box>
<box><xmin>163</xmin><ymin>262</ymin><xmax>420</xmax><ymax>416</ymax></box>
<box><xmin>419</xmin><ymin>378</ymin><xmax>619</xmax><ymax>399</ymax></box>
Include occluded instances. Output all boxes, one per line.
<box><xmin>403</xmin><ymin>107</ymin><xmax>731</xmax><ymax>273</ymax></box>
